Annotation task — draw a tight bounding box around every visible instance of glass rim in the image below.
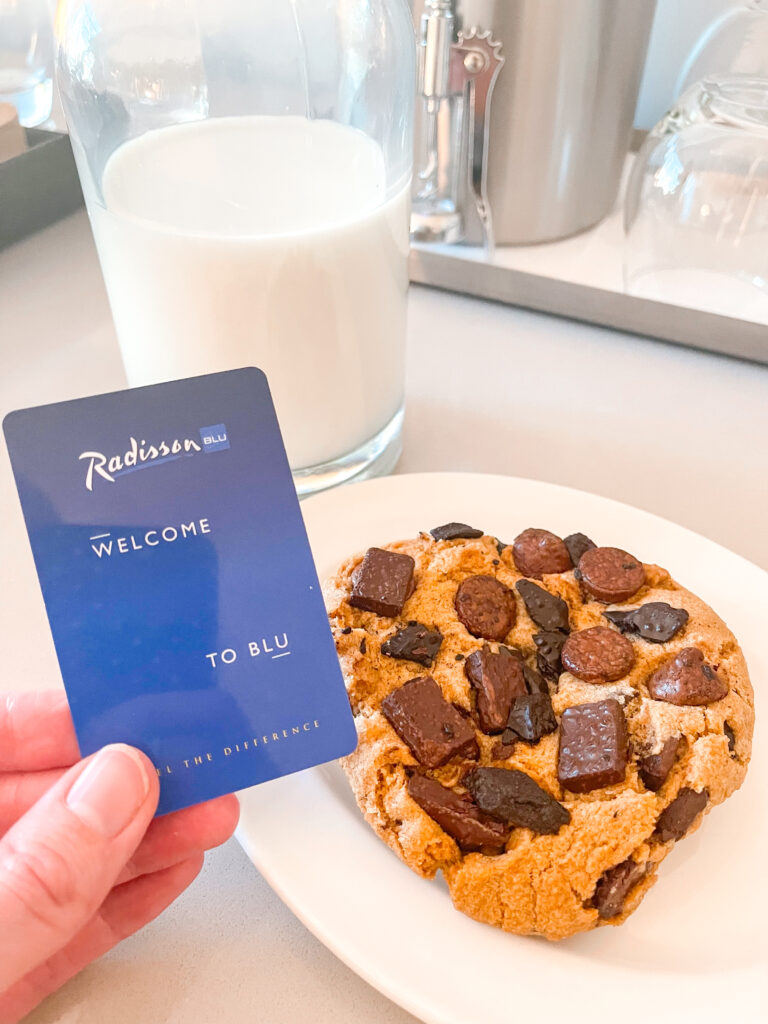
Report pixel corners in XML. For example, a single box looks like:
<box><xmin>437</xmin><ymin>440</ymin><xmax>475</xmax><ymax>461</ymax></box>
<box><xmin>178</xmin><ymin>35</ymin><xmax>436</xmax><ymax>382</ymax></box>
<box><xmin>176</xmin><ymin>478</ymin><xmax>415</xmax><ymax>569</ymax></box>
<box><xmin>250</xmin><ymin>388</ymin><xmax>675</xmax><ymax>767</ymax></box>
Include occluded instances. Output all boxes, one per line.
<box><xmin>700</xmin><ymin>74</ymin><xmax>768</xmax><ymax>113</ymax></box>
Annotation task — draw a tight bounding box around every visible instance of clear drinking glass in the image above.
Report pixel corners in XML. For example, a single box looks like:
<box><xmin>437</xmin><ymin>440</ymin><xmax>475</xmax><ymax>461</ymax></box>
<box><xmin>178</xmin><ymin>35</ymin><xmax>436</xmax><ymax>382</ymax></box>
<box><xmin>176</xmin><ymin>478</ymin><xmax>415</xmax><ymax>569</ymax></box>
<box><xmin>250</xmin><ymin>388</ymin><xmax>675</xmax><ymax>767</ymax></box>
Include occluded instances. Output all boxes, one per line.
<box><xmin>0</xmin><ymin>0</ymin><xmax>54</xmax><ymax>126</ymax></box>
<box><xmin>624</xmin><ymin>76</ymin><xmax>768</xmax><ymax>324</ymax></box>
<box><xmin>57</xmin><ymin>0</ymin><xmax>415</xmax><ymax>497</ymax></box>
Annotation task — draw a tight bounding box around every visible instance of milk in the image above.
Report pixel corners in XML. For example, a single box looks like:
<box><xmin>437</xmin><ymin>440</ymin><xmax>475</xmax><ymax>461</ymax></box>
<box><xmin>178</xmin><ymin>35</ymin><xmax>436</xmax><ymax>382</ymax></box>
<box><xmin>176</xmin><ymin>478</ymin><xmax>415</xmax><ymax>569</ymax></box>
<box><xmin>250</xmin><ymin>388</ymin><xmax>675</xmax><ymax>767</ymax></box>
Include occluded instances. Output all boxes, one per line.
<box><xmin>89</xmin><ymin>117</ymin><xmax>410</xmax><ymax>469</ymax></box>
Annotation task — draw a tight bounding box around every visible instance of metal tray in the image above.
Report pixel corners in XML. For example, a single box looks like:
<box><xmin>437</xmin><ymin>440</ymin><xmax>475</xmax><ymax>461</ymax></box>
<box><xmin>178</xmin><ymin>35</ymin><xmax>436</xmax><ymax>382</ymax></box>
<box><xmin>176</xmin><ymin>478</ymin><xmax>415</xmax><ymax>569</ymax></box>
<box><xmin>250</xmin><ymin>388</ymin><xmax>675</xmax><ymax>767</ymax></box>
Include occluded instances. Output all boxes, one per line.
<box><xmin>409</xmin><ymin>246</ymin><xmax>768</xmax><ymax>366</ymax></box>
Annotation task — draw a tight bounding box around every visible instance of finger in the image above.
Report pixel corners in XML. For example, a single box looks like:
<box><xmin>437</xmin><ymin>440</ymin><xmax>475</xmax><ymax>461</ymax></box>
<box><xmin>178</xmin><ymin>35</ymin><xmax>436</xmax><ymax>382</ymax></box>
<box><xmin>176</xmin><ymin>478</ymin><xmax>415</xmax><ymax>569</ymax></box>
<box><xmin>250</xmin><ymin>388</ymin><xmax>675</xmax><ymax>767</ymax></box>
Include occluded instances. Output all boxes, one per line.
<box><xmin>0</xmin><ymin>854</ymin><xmax>204</xmax><ymax>1024</ymax></box>
<box><xmin>0</xmin><ymin>769</ymin><xmax>65</xmax><ymax>835</ymax></box>
<box><xmin>104</xmin><ymin>851</ymin><xmax>205</xmax><ymax>939</ymax></box>
<box><xmin>116</xmin><ymin>793</ymin><xmax>239</xmax><ymax>884</ymax></box>
<box><xmin>0</xmin><ymin>743</ymin><xmax>158</xmax><ymax>992</ymax></box>
<box><xmin>1</xmin><ymin>777</ymin><xmax>239</xmax><ymax>866</ymax></box>
<box><xmin>0</xmin><ymin>691</ymin><xmax>79</xmax><ymax>772</ymax></box>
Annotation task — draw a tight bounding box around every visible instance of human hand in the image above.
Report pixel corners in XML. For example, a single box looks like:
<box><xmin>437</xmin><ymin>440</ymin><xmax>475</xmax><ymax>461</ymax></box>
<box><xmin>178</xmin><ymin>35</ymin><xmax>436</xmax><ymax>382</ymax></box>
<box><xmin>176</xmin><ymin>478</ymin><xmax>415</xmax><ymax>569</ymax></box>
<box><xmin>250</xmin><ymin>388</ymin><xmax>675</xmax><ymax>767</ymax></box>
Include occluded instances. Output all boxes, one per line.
<box><xmin>0</xmin><ymin>691</ymin><xmax>240</xmax><ymax>1023</ymax></box>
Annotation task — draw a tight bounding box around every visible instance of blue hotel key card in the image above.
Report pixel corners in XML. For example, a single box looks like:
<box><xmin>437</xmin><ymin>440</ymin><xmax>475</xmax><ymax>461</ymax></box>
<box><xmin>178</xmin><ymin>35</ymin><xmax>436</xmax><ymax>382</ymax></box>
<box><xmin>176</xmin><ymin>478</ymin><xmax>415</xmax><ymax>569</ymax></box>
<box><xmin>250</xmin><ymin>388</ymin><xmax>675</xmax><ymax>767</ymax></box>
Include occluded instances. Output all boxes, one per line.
<box><xmin>3</xmin><ymin>368</ymin><xmax>357</xmax><ymax>814</ymax></box>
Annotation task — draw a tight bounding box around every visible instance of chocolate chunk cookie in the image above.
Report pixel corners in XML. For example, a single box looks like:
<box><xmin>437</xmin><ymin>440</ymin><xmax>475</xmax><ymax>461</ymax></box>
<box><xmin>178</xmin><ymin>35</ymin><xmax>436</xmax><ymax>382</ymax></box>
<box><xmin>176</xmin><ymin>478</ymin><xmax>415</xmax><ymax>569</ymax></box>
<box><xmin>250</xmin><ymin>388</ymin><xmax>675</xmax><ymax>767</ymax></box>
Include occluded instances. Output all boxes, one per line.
<box><xmin>326</xmin><ymin>525</ymin><xmax>753</xmax><ymax>941</ymax></box>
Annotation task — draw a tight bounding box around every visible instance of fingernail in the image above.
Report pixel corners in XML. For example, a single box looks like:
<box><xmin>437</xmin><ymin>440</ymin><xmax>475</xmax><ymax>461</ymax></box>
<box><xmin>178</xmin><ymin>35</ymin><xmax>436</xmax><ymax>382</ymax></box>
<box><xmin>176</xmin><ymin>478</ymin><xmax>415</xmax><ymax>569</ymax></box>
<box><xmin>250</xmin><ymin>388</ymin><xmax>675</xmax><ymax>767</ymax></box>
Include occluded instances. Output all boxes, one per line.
<box><xmin>66</xmin><ymin>744</ymin><xmax>151</xmax><ymax>837</ymax></box>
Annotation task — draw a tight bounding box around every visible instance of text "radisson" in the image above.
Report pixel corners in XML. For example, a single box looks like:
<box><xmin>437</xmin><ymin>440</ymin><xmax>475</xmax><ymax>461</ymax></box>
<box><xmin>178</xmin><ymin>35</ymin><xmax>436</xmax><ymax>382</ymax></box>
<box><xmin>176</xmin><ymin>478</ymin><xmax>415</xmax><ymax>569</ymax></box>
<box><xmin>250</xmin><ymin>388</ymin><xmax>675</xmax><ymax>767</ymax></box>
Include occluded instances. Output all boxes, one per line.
<box><xmin>79</xmin><ymin>435</ymin><xmax>202</xmax><ymax>491</ymax></box>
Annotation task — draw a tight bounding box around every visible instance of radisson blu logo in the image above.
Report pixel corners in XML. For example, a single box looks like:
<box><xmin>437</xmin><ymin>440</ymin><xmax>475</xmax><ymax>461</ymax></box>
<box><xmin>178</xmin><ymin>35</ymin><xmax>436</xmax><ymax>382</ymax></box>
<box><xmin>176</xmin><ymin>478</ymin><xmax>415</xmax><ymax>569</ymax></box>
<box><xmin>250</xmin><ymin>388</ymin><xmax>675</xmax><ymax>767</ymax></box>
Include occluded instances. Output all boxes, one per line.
<box><xmin>79</xmin><ymin>424</ymin><xmax>230</xmax><ymax>491</ymax></box>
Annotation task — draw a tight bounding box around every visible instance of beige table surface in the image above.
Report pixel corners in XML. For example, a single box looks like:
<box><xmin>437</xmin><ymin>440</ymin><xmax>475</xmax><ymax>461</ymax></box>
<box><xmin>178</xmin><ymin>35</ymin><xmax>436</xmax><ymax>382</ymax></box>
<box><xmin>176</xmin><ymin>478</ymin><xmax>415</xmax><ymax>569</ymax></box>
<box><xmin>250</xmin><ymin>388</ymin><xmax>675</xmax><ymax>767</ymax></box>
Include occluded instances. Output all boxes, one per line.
<box><xmin>1</xmin><ymin>212</ymin><xmax>767</xmax><ymax>1023</ymax></box>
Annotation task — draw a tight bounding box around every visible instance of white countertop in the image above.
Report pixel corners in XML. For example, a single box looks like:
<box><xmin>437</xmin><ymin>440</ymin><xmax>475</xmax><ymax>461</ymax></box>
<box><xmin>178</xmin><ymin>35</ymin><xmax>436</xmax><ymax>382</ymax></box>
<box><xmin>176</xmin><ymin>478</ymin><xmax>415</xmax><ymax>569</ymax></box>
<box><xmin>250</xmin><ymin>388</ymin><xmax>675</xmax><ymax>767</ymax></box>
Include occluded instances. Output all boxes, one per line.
<box><xmin>2</xmin><ymin>211</ymin><xmax>767</xmax><ymax>1024</ymax></box>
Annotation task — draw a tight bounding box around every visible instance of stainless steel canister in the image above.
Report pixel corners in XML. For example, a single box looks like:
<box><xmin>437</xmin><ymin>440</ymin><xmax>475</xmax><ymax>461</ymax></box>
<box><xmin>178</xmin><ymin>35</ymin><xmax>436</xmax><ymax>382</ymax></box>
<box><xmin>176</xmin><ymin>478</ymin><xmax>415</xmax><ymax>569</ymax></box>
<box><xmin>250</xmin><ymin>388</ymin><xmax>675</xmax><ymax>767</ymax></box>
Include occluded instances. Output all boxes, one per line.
<box><xmin>412</xmin><ymin>0</ymin><xmax>657</xmax><ymax>245</ymax></box>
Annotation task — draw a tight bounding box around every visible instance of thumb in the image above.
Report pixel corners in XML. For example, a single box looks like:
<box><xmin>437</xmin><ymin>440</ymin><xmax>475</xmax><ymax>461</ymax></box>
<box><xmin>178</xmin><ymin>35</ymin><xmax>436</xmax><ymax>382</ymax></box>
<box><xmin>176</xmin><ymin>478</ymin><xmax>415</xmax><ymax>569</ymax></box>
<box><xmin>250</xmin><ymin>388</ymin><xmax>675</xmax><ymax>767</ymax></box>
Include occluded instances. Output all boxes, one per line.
<box><xmin>0</xmin><ymin>744</ymin><xmax>158</xmax><ymax>991</ymax></box>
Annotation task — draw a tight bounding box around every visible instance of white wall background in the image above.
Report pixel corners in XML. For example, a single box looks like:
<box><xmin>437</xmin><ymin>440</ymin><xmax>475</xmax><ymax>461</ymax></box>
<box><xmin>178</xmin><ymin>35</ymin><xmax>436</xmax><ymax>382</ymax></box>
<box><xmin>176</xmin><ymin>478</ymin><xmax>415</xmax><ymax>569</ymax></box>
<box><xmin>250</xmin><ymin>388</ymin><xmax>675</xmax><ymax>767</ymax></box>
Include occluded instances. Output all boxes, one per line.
<box><xmin>634</xmin><ymin>0</ymin><xmax>743</xmax><ymax>128</ymax></box>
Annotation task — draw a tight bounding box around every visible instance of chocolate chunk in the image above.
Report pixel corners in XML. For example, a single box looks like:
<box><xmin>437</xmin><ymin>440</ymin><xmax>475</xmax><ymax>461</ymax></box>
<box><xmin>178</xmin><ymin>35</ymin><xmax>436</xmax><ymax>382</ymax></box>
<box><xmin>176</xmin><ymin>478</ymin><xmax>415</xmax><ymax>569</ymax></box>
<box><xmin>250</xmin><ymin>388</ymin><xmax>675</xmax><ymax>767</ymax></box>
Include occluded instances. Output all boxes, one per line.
<box><xmin>455</xmin><ymin>575</ymin><xmax>516</xmax><ymax>642</ymax></box>
<box><xmin>523</xmin><ymin>663</ymin><xmax>550</xmax><ymax>695</ymax></box>
<box><xmin>638</xmin><ymin>736</ymin><xmax>680</xmax><ymax>791</ymax></box>
<box><xmin>381</xmin><ymin>622</ymin><xmax>443</xmax><ymax>667</ymax></box>
<box><xmin>464</xmin><ymin>644</ymin><xmax>527</xmax><ymax>734</ymax></box>
<box><xmin>564</xmin><ymin>532</ymin><xmax>597</xmax><ymax>566</ymax></box>
<box><xmin>491</xmin><ymin>739</ymin><xmax>517</xmax><ymax>760</ymax></box>
<box><xmin>592</xmin><ymin>859</ymin><xmax>647</xmax><ymax>919</ymax></box>
<box><xmin>578</xmin><ymin>547</ymin><xmax>646</xmax><ymax>603</ymax></box>
<box><xmin>465</xmin><ymin>767</ymin><xmax>571</xmax><ymax>835</ymax></box>
<box><xmin>503</xmin><ymin>692</ymin><xmax>558</xmax><ymax>744</ymax></box>
<box><xmin>558</xmin><ymin>699</ymin><xmax>628</xmax><ymax>793</ymax></box>
<box><xmin>381</xmin><ymin>676</ymin><xmax>478</xmax><ymax>769</ymax></box>
<box><xmin>407</xmin><ymin>773</ymin><xmax>509</xmax><ymax>854</ymax></box>
<box><xmin>724</xmin><ymin>722</ymin><xmax>737</xmax><ymax>757</ymax></box>
<box><xmin>604</xmin><ymin>603</ymin><xmax>689</xmax><ymax>644</ymax></box>
<box><xmin>495</xmin><ymin>539</ymin><xmax>508</xmax><ymax>557</ymax></box>
<box><xmin>654</xmin><ymin>787</ymin><xmax>708</xmax><ymax>842</ymax></box>
<box><xmin>512</xmin><ymin>528</ymin><xmax>573</xmax><ymax>577</ymax></box>
<box><xmin>350</xmin><ymin>547</ymin><xmax>415</xmax><ymax>617</ymax></box>
<box><xmin>455</xmin><ymin>653</ymin><xmax>465</xmax><ymax>661</ymax></box>
<box><xmin>340</xmin><ymin>626</ymin><xmax>352</xmax><ymax>635</ymax></box>
<box><xmin>561</xmin><ymin>627</ymin><xmax>635</xmax><ymax>683</ymax></box>
<box><xmin>638</xmin><ymin>736</ymin><xmax>681</xmax><ymax>791</ymax></box>
<box><xmin>516</xmin><ymin>580</ymin><xmax>570</xmax><ymax>632</ymax></box>
<box><xmin>533</xmin><ymin>631</ymin><xmax>566</xmax><ymax>681</ymax></box>
<box><xmin>359</xmin><ymin>638</ymin><xmax>367</xmax><ymax>654</ymax></box>
<box><xmin>647</xmin><ymin>647</ymin><xmax>728</xmax><ymax>706</ymax></box>
<box><xmin>603</xmin><ymin>610</ymin><xmax>632</xmax><ymax>630</ymax></box>
<box><xmin>430</xmin><ymin>523</ymin><xmax>484</xmax><ymax>542</ymax></box>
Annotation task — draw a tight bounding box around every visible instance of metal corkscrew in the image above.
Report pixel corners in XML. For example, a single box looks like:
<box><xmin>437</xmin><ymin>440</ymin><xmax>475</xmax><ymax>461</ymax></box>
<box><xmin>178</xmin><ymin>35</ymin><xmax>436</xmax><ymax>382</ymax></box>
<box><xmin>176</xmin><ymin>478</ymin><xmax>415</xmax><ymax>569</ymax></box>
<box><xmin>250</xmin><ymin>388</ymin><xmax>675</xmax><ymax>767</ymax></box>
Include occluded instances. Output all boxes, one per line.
<box><xmin>411</xmin><ymin>0</ymin><xmax>504</xmax><ymax>251</ymax></box>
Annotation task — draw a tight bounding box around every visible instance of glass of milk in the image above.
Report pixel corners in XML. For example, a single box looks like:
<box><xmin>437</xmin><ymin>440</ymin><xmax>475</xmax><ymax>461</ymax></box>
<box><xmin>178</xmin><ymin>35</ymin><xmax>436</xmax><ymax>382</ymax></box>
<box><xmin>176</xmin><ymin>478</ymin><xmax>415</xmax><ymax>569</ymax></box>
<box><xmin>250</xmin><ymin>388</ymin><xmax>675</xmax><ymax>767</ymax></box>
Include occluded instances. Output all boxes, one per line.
<box><xmin>57</xmin><ymin>0</ymin><xmax>415</xmax><ymax>496</ymax></box>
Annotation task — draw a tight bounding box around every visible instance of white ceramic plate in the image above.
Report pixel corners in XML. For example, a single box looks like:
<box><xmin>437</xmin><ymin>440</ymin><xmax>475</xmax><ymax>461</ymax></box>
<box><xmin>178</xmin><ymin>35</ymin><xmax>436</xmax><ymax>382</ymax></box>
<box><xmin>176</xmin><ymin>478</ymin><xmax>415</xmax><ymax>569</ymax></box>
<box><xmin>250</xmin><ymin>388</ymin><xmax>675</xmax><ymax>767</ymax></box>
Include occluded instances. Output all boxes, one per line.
<box><xmin>236</xmin><ymin>473</ymin><xmax>766</xmax><ymax>1024</ymax></box>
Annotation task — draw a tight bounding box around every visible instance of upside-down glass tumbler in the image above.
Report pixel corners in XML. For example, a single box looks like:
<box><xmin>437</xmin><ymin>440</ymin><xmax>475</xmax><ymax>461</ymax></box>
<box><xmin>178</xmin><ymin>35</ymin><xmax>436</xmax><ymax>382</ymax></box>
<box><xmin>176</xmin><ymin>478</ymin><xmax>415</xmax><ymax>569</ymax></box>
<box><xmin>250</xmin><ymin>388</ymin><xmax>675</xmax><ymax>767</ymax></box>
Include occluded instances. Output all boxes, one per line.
<box><xmin>625</xmin><ymin>54</ymin><xmax>768</xmax><ymax>325</ymax></box>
